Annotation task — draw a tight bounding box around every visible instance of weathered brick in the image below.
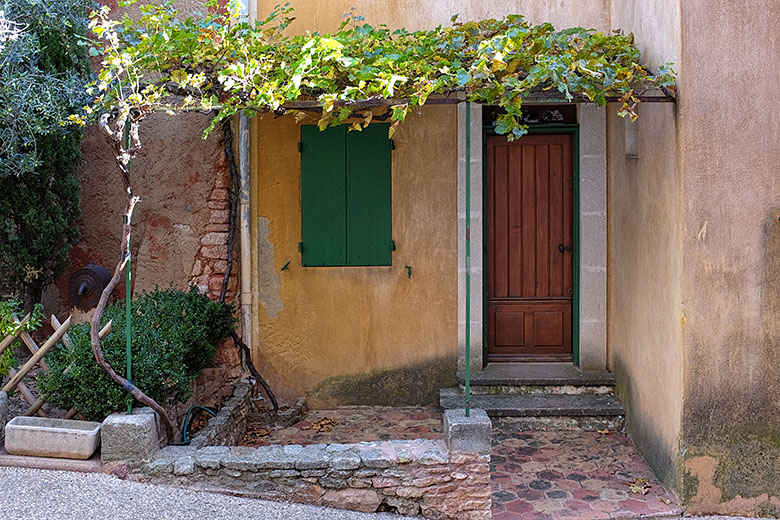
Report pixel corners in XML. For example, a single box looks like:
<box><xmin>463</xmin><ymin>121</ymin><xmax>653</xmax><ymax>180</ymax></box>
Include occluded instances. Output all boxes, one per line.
<box><xmin>209</xmin><ymin>189</ymin><xmax>229</xmax><ymax>202</ymax></box>
<box><xmin>208</xmin><ymin>200</ymin><xmax>229</xmax><ymax>210</ymax></box>
<box><xmin>201</xmin><ymin>232</ymin><xmax>229</xmax><ymax>246</ymax></box>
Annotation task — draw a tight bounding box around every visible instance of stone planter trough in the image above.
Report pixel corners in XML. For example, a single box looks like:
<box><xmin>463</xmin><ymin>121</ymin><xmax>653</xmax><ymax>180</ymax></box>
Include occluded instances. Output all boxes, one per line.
<box><xmin>5</xmin><ymin>416</ymin><xmax>102</xmax><ymax>459</ymax></box>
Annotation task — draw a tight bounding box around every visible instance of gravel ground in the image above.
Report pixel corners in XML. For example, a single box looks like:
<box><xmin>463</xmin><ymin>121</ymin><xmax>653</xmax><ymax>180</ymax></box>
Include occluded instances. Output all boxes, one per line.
<box><xmin>0</xmin><ymin>467</ymin><xmax>405</xmax><ymax>520</ymax></box>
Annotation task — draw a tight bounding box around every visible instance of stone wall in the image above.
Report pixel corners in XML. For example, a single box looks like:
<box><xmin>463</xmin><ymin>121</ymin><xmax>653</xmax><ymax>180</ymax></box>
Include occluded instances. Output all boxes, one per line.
<box><xmin>137</xmin><ymin>439</ymin><xmax>490</xmax><ymax>519</ymax></box>
<box><xmin>104</xmin><ymin>399</ymin><xmax>492</xmax><ymax>519</ymax></box>
<box><xmin>188</xmin><ymin>380</ymin><xmax>252</xmax><ymax>449</ymax></box>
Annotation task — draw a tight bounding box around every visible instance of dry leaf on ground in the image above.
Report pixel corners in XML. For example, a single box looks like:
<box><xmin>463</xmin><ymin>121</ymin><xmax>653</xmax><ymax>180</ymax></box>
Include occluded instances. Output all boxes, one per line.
<box><xmin>627</xmin><ymin>477</ymin><xmax>651</xmax><ymax>495</ymax></box>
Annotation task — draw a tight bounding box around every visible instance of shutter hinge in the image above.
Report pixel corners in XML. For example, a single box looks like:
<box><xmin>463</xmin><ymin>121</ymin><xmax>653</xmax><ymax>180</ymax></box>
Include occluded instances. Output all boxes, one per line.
<box><xmin>298</xmin><ymin>142</ymin><xmax>303</xmax><ymax>153</ymax></box>
<box><xmin>298</xmin><ymin>242</ymin><xmax>304</xmax><ymax>253</ymax></box>
<box><xmin>392</xmin><ymin>240</ymin><xmax>397</xmax><ymax>251</ymax></box>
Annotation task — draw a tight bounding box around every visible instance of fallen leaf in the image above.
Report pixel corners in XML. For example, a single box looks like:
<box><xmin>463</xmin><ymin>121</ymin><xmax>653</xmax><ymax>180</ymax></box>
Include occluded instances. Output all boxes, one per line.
<box><xmin>661</xmin><ymin>498</ymin><xmax>671</xmax><ymax>504</ymax></box>
<box><xmin>597</xmin><ymin>428</ymin><xmax>610</xmax><ymax>435</ymax></box>
<box><xmin>627</xmin><ymin>477</ymin><xmax>651</xmax><ymax>494</ymax></box>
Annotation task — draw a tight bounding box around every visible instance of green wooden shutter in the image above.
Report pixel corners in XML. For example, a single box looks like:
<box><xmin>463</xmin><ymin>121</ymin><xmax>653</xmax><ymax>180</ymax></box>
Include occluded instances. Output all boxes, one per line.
<box><xmin>300</xmin><ymin>125</ymin><xmax>347</xmax><ymax>266</ymax></box>
<box><xmin>346</xmin><ymin>123</ymin><xmax>392</xmax><ymax>266</ymax></box>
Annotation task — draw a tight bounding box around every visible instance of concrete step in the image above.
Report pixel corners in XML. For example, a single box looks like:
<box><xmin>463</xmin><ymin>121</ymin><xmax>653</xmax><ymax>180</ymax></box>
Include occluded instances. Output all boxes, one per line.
<box><xmin>439</xmin><ymin>387</ymin><xmax>625</xmax><ymax>431</ymax></box>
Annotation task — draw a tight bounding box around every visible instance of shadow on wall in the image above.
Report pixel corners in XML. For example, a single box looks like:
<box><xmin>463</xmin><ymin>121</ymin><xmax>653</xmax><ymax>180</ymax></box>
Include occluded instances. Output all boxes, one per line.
<box><xmin>307</xmin><ymin>355</ymin><xmax>457</xmax><ymax>408</ymax></box>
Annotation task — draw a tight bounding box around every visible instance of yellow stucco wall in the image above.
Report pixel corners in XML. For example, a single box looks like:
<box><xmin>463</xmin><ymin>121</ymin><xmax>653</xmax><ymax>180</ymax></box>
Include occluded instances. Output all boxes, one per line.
<box><xmin>606</xmin><ymin>0</ymin><xmax>684</xmax><ymax>490</ymax></box>
<box><xmin>251</xmin><ymin>107</ymin><xmax>459</xmax><ymax>405</ymax></box>
<box><xmin>248</xmin><ymin>0</ymin><xmax>612</xmax><ymax>405</ymax></box>
<box><xmin>256</xmin><ymin>0</ymin><xmax>610</xmax><ymax>34</ymax></box>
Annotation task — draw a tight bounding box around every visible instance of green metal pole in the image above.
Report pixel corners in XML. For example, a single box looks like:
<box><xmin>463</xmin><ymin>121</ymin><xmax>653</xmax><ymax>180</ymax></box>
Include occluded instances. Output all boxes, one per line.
<box><xmin>124</xmin><ymin>119</ymin><xmax>132</xmax><ymax>415</ymax></box>
<box><xmin>465</xmin><ymin>101</ymin><xmax>471</xmax><ymax>417</ymax></box>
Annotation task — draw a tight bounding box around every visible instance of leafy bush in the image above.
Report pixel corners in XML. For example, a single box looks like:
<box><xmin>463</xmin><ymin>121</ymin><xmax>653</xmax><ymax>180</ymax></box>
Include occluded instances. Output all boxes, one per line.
<box><xmin>0</xmin><ymin>297</ymin><xmax>43</xmax><ymax>379</ymax></box>
<box><xmin>38</xmin><ymin>287</ymin><xmax>235</xmax><ymax>421</ymax></box>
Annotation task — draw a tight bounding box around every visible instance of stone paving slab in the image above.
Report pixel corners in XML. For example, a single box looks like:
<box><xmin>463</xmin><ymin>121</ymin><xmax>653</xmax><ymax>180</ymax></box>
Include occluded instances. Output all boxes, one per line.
<box><xmin>240</xmin><ymin>406</ymin><xmax>442</xmax><ymax>447</ymax></box>
<box><xmin>490</xmin><ymin>421</ymin><xmax>682</xmax><ymax>520</ymax></box>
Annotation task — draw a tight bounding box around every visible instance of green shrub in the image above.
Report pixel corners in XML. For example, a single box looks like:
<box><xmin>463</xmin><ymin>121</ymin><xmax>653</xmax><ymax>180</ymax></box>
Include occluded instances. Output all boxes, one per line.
<box><xmin>0</xmin><ymin>297</ymin><xmax>43</xmax><ymax>379</ymax></box>
<box><xmin>38</xmin><ymin>286</ymin><xmax>235</xmax><ymax>421</ymax></box>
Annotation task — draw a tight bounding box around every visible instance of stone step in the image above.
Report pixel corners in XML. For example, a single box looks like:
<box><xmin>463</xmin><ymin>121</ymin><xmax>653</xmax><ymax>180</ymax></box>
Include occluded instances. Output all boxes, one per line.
<box><xmin>457</xmin><ymin>362</ymin><xmax>615</xmax><ymax>395</ymax></box>
<box><xmin>439</xmin><ymin>387</ymin><xmax>625</xmax><ymax>431</ymax></box>
<box><xmin>457</xmin><ymin>362</ymin><xmax>616</xmax><ymax>386</ymax></box>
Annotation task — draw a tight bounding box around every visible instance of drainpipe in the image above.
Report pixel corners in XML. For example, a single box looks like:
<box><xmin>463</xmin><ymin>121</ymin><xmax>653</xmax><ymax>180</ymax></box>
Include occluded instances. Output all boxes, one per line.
<box><xmin>238</xmin><ymin>0</ymin><xmax>252</xmax><ymax>352</ymax></box>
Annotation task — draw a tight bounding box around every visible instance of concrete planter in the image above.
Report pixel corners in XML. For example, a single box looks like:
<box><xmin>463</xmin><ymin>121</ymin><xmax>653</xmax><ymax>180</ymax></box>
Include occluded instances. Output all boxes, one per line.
<box><xmin>5</xmin><ymin>416</ymin><xmax>102</xmax><ymax>459</ymax></box>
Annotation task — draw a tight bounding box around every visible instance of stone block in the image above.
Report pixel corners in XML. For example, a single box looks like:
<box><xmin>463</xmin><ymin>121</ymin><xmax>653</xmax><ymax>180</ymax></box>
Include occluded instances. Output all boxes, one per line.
<box><xmin>0</xmin><ymin>391</ymin><xmax>7</xmax><ymax>431</ymax></box>
<box><xmin>443</xmin><ymin>408</ymin><xmax>492</xmax><ymax>456</ymax></box>
<box><xmin>360</xmin><ymin>448</ymin><xmax>395</xmax><ymax>468</ymax></box>
<box><xmin>101</xmin><ymin>407</ymin><xmax>162</xmax><ymax>462</ymax></box>
<box><xmin>331</xmin><ymin>451</ymin><xmax>361</xmax><ymax>470</ymax></box>
<box><xmin>321</xmin><ymin>488</ymin><xmax>383</xmax><ymax>513</ymax></box>
<box><xmin>295</xmin><ymin>444</ymin><xmax>331</xmax><ymax>470</ymax></box>
<box><xmin>253</xmin><ymin>445</ymin><xmax>295</xmax><ymax>469</ymax></box>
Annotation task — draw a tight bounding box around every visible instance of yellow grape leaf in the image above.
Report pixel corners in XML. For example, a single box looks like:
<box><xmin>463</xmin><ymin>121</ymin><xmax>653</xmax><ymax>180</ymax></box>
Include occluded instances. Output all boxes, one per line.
<box><xmin>597</xmin><ymin>428</ymin><xmax>610</xmax><ymax>435</ymax></box>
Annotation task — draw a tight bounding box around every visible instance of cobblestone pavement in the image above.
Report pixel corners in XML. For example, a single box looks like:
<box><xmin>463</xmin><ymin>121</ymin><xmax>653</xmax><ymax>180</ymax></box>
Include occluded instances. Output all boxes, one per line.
<box><xmin>490</xmin><ymin>421</ymin><xmax>682</xmax><ymax>520</ymax></box>
<box><xmin>241</xmin><ymin>406</ymin><xmax>442</xmax><ymax>446</ymax></box>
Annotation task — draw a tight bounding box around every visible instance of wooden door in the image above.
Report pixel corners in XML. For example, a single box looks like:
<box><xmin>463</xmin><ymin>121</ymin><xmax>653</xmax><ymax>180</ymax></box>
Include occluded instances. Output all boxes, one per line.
<box><xmin>487</xmin><ymin>134</ymin><xmax>574</xmax><ymax>362</ymax></box>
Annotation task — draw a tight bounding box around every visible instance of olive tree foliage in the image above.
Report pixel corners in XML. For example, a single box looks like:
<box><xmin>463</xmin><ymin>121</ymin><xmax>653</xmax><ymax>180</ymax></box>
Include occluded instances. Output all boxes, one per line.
<box><xmin>0</xmin><ymin>0</ymin><xmax>92</xmax><ymax>177</ymax></box>
<box><xmin>0</xmin><ymin>0</ymin><xmax>92</xmax><ymax>312</ymax></box>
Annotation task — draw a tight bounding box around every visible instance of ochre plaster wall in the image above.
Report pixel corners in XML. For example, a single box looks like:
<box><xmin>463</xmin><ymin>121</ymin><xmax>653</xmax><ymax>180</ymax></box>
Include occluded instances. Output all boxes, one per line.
<box><xmin>677</xmin><ymin>0</ymin><xmax>780</xmax><ymax>514</ymax></box>
<box><xmin>257</xmin><ymin>0</ymin><xmax>609</xmax><ymax>34</ymax></box>
<box><xmin>252</xmin><ymin>107</ymin><xmax>459</xmax><ymax>406</ymax></box>
<box><xmin>606</xmin><ymin>0</ymin><xmax>684</xmax><ymax>492</ymax></box>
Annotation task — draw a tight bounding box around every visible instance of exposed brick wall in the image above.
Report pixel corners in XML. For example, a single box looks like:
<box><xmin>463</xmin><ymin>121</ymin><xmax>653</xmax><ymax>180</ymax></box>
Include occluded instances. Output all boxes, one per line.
<box><xmin>188</xmin><ymin>150</ymin><xmax>239</xmax><ymax>303</ymax></box>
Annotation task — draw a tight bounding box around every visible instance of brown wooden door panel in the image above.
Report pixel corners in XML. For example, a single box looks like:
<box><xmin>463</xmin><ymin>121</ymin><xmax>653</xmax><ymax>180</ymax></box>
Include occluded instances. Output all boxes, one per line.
<box><xmin>488</xmin><ymin>302</ymin><xmax>572</xmax><ymax>361</ymax></box>
<box><xmin>487</xmin><ymin>134</ymin><xmax>573</xmax><ymax>362</ymax></box>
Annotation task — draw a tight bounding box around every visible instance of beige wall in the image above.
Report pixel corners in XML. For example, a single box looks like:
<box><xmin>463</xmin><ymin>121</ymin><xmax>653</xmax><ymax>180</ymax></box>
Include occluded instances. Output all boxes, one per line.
<box><xmin>677</xmin><ymin>0</ymin><xmax>780</xmax><ymax>513</ymax></box>
<box><xmin>257</xmin><ymin>0</ymin><xmax>609</xmax><ymax>34</ymax></box>
<box><xmin>251</xmin><ymin>107</ymin><xmax>459</xmax><ymax>405</ymax></box>
<box><xmin>607</xmin><ymin>0</ymin><xmax>684</xmax><ymax>490</ymax></box>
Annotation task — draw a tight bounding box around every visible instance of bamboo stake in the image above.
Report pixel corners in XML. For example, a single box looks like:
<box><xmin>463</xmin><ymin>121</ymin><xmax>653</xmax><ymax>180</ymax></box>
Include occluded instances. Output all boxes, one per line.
<box><xmin>8</xmin><ymin>368</ymin><xmax>47</xmax><ymax>417</ymax></box>
<box><xmin>19</xmin><ymin>331</ymin><xmax>49</xmax><ymax>371</ymax></box>
<box><xmin>2</xmin><ymin>316</ymin><xmax>71</xmax><ymax>393</ymax></box>
<box><xmin>0</xmin><ymin>313</ymin><xmax>30</xmax><ymax>356</ymax></box>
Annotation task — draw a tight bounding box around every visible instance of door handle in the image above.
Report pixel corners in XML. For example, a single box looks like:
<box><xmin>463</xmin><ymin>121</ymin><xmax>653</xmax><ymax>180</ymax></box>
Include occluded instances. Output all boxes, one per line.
<box><xmin>558</xmin><ymin>244</ymin><xmax>565</xmax><ymax>253</ymax></box>
<box><xmin>565</xmin><ymin>244</ymin><xmax>572</xmax><ymax>253</ymax></box>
